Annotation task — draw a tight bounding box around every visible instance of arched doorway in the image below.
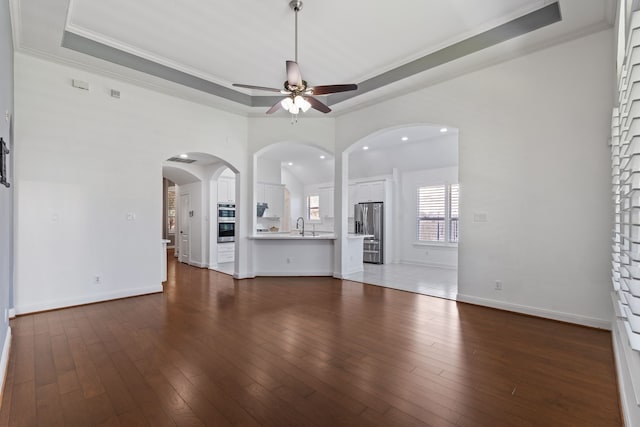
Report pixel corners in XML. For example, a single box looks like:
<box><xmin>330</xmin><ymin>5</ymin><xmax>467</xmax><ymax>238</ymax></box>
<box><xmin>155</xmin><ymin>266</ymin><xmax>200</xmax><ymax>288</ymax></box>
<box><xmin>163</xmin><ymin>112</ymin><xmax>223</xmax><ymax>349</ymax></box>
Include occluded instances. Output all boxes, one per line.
<box><xmin>253</xmin><ymin>142</ymin><xmax>333</xmax><ymax>236</ymax></box>
<box><xmin>341</xmin><ymin>124</ymin><xmax>459</xmax><ymax>299</ymax></box>
<box><xmin>162</xmin><ymin>152</ymin><xmax>240</xmax><ymax>277</ymax></box>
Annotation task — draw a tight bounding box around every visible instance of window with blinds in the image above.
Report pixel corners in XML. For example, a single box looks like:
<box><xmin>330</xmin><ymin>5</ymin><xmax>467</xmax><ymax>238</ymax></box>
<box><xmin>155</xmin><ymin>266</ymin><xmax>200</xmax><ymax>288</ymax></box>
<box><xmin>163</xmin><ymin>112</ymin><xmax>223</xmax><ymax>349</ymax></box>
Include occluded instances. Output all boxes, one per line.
<box><xmin>417</xmin><ymin>184</ymin><xmax>458</xmax><ymax>243</ymax></box>
<box><xmin>307</xmin><ymin>195</ymin><xmax>320</xmax><ymax>221</ymax></box>
<box><xmin>450</xmin><ymin>184</ymin><xmax>459</xmax><ymax>243</ymax></box>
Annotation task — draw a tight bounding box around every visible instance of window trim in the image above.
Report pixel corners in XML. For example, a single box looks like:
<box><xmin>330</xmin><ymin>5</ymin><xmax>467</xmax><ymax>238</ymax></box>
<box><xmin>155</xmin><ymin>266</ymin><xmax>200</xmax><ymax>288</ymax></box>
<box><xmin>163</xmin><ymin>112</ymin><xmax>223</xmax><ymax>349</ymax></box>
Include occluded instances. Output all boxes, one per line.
<box><xmin>416</xmin><ymin>183</ymin><xmax>459</xmax><ymax>245</ymax></box>
<box><xmin>307</xmin><ymin>194</ymin><xmax>320</xmax><ymax>222</ymax></box>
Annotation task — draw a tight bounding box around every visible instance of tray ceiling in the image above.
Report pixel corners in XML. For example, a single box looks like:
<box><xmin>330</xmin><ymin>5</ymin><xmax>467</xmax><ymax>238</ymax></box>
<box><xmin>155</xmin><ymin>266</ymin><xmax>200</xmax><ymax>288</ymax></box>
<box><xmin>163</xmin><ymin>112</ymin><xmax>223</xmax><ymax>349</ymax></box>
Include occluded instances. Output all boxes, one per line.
<box><xmin>11</xmin><ymin>0</ymin><xmax>615</xmax><ymax>115</ymax></box>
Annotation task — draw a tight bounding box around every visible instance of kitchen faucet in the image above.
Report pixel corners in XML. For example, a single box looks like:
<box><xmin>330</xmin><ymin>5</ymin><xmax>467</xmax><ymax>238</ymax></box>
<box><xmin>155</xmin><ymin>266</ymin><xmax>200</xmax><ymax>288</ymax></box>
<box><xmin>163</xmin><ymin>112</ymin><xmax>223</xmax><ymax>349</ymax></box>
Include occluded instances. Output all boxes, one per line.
<box><xmin>296</xmin><ymin>217</ymin><xmax>305</xmax><ymax>236</ymax></box>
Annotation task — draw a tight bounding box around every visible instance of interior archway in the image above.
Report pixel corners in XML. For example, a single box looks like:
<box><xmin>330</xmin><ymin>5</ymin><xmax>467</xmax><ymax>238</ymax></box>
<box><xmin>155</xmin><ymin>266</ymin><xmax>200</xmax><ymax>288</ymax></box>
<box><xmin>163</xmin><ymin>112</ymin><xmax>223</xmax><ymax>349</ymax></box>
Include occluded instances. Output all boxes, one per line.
<box><xmin>253</xmin><ymin>142</ymin><xmax>333</xmax><ymax>235</ymax></box>
<box><xmin>341</xmin><ymin>124</ymin><xmax>459</xmax><ymax>299</ymax></box>
<box><xmin>162</xmin><ymin>152</ymin><xmax>240</xmax><ymax>277</ymax></box>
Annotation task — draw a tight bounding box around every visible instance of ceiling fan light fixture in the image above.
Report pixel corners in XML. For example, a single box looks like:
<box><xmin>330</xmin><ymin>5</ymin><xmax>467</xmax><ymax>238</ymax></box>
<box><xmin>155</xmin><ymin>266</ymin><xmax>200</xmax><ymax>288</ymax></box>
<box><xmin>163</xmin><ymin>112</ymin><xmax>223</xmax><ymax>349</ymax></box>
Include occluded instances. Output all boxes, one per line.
<box><xmin>281</xmin><ymin>97</ymin><xmax>294</xmax><ymax>110</ymax></box>
<box><xmin>232</xmin><ymin>0</ymin><xmax>357</xmax><ymax>118</ymax></box>
<box><xmin>295</xmin><ymin>95</ymin><xmax>311</xmax><ymax>112</ymax></box>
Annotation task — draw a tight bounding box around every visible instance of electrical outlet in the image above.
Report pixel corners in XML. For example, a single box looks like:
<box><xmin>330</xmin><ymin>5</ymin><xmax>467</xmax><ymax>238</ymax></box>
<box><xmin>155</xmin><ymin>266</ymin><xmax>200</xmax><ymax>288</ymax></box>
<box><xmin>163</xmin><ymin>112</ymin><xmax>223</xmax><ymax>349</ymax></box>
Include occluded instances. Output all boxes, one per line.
<box><xmin>495</xmin><ymin>280</ymin><xmax>502</xmax><ymax>291</ymax></box>
<box><xmin>286</xmin><ymin>258</ymin><xmax>291</xmax><ymax>264</ymax></box>
<box><xmin>94</xmin><ymin>276</ymin><xmax>101</xmax><ymax>284</ymax></box>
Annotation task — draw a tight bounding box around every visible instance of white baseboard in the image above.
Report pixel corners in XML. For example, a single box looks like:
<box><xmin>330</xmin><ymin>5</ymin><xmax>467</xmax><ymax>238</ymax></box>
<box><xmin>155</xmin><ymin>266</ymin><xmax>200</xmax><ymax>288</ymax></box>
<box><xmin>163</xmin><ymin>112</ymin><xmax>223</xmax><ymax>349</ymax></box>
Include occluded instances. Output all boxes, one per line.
<box><xmin>334</xmin><ymin>270</ymin><xmax>363</xmax><ymax>278</ymax></box>
<box><xmin>188</xmin><ymin>260</ymin><xmax>208</xmax><ymax>268</ymax></box>
<box><xmin>456</xmin><ymin>294</ymin><xmax>611</xmax><ymax>330</ymax></box>
<box><xmin>0</xmin><ymin>326</ymin><xmax>11</xmax><ymax>407</ymax></box>
<box><xmin>14</xmin><ymin>285</ymin><xmax>164</xmax><ymax>315</ymax></box>
<box><xmin>400</xmin><ymin>260</ymin><xmax>458</xmax><ymax>270</ymax></box>
<box><xmin>7</xmin><ymin>309</ymin><xmax>14</xmax><ymax>319</ymax></box>
<box><xmin>233</xmin><ymin>272</ymin><xmax>255</xmax><ymax>279</ymax></box>
<box><xmin>255</xmin><ymin>271</ymin><xmax>334</xmax><ymax>277</ymax></box>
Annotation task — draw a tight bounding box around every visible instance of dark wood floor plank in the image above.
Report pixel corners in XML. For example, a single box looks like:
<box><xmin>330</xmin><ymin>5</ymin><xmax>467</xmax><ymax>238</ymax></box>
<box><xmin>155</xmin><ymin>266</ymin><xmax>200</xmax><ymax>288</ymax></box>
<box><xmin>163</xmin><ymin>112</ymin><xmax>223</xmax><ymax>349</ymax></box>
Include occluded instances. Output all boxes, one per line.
<box><xmin>66</xmin><ymin>336</ymin><xmax>106</xmax><ymax>399</ymax></box>
<box><xmin>0</xmin><ymin>255</ymin><xmax>623</xmax><ymax>426</ymax></box>
<box><xmin>59</xmin><ymin>389</ymin><xmax>92</xmax><ymax>425</ymax></box>
<box><xmin>9</xmin><ymin>380</ymin><xmax>36</xmax><ymax>426</ymax></box>
<box><xmin>35</xmin><ymin>383</ymin><xmax>65</xmax><ymax>427</ymax></box>
<box><xmin>12</xmin><ymin>334</ymin><xmax>35</xmax><ymax>385</ymax></box>
<box><xmin>33</xmin><ymin>333</ymin><xmax>56</xmax><ymax>388</ymax></box>
<box><xmin>50</xmin><ymin>334</ymin><xmax>76</xmax><ymax>374</ymax></box>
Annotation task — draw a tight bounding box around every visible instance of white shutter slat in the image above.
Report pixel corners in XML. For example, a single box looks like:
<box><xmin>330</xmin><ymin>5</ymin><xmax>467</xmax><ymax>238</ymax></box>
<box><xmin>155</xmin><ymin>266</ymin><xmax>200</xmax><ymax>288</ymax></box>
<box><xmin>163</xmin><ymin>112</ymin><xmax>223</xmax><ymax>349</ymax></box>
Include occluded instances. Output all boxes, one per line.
<box><xmin>417</xmin><ymin>185</ymin><xmax>446</xmax><ymax>242</ymax></box>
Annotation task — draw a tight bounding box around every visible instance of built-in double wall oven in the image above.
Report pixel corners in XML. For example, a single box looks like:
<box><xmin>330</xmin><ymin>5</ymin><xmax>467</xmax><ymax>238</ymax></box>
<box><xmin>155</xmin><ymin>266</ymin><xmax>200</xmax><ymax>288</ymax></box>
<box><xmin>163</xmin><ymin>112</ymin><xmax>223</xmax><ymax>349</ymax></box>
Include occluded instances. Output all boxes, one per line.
<box><xmin>217</xmin><ymin>203</ymin><xmax>235</xmax><ymax>243</ymax></box>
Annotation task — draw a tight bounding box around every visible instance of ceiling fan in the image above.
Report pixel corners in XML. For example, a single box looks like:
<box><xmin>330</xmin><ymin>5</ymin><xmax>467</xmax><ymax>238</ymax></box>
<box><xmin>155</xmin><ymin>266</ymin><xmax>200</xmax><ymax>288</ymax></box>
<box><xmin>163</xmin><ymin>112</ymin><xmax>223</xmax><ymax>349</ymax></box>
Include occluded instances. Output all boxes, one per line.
<box><xmin>233</xmin><ymin>0</ymin><xmax>358</xmax><ymax>116</ymax></box>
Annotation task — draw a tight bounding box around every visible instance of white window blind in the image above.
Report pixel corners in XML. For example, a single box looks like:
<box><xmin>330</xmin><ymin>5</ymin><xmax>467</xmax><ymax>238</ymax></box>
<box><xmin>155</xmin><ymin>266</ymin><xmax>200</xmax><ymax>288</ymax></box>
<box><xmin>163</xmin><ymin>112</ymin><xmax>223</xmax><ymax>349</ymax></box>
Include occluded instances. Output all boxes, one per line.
<box><xmin>450</xmin><ymin>184</ymin><xmax>459</xmax><ymax>243</ymax></box>
<box><xmin>609</xmin><ymin>6</ymin><xmax>640</xmax><ymax>423</ymax></box>
<box><xmin>612</xmin><ymin>17</ymin><xmax>640</xmax><ymax>359</ymax></box>
<box><xmin>417</xmin><ymin>185</ymin><xmax>446</xmax><ymax>242</ymax></box>
<box><xmin>307</xmin><ymin>195</ymin><xmax>320</xmax><ymax>221</ymax></box>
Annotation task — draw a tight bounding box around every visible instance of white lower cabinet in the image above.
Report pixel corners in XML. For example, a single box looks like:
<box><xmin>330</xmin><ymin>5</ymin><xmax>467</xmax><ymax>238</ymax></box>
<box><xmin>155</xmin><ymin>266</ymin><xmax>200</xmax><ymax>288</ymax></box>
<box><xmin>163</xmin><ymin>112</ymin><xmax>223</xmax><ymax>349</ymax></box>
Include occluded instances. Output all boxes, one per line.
<box><xmin>217</xmin><ymin>243</ymin><xmax>234</xmax><ymax>263</ymax></box>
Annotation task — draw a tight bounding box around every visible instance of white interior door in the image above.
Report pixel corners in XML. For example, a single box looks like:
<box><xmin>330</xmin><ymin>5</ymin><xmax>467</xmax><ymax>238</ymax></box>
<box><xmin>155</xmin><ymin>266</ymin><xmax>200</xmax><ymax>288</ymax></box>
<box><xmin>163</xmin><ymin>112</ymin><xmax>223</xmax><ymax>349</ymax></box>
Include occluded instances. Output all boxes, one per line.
<box><xmin>179</xmin><ymin>193</ymin><xmax>190</xmax><ymax>264</ymax></box>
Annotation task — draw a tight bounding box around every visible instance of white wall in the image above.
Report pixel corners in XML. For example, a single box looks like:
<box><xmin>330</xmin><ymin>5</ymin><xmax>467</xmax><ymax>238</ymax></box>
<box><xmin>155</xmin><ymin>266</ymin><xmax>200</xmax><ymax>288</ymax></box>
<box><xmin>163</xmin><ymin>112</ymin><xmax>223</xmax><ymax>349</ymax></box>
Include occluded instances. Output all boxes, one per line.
<box><xmin>335</xmin><ymin>29</ymin><xmax>615</xmax><ymax>327</ymax></box>
<box><xmin>349</xmin><ymin>133</ymin><xmax>458</xmax><ymax>179</ymax></box>
<box><xmin>13</xmin><ymin>53</ymin><xmax>249</xmax><ymax>313</ymax></box>
<box><xmin>282</xmin><ymin>168</ymin><xmax>304</xmax><ymax>230</ymax></box>
<box><xmin>257</xmin><ymin>157</ymin><xmax>281</xmax><ymax>183</ymax></box>
<box><xmin>0</xmin><ymin>0</ymin><xmax>13</xmax><ymax>381</ymax></box>
<box><xmin>399</xmin><ymin>167</ymin><xmax>458</xmax><ymax>268</ymax></box>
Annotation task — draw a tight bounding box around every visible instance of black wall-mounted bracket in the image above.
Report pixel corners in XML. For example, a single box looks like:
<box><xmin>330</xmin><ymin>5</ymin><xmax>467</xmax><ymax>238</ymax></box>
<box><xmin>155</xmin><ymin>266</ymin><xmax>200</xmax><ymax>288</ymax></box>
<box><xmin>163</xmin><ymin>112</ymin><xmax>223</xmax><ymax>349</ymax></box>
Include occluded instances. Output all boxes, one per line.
<box><xmin>0</xmin><ymin>137</ymin><xmax>10</xmax><ymax>188</ymax></box>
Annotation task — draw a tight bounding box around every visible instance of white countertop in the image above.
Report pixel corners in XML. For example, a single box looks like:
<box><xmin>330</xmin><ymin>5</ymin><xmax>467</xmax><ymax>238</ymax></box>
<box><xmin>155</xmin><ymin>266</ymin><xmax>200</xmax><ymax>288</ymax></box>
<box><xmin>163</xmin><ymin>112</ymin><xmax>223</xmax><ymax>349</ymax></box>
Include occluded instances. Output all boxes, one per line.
<box><xmin>250</xmin><ymin>233</ymin><xmax>336</xmax><ymax>240</ymax></box>
<box><xmin>347</xmin><ymin>234</ymin><xmax>374</xmax><ymax>239</ymax></box>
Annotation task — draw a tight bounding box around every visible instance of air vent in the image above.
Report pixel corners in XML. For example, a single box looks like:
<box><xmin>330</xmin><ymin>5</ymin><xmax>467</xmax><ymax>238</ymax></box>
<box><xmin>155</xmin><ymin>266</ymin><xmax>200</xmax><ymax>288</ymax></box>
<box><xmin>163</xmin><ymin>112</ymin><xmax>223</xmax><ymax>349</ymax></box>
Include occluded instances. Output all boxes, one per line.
<box><xmin>167</xmin><ymin>157</ymin><xmax>196</xmax><ymax>164</ymax></box>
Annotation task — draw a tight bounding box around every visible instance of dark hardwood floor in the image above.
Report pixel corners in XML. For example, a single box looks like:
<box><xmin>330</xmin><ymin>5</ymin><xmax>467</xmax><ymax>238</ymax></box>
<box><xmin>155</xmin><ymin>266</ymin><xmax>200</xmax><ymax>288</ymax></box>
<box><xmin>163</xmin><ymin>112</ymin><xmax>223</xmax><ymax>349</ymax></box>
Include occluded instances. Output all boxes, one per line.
<box><xmin>0</xmin><ymin>256</ymin><xmax>622</xmax><ymax>426</ymax></box>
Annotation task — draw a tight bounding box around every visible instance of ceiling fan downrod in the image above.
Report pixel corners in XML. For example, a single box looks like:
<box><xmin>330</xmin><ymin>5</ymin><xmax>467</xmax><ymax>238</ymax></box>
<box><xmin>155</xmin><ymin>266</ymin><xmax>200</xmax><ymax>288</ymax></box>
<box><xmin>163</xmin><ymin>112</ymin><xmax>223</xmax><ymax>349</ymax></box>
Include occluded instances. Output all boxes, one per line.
<box><xmin>289</xmin><ymin>0</ymin><xmax>303</xmax><ymax>63</ymax></box>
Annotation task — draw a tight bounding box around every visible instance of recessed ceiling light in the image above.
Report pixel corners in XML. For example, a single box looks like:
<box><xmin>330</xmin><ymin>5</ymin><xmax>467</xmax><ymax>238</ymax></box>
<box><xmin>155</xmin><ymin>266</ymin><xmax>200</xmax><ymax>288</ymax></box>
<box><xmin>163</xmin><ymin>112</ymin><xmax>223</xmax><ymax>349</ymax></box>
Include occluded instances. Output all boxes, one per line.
<box><xmin>363</xmin><ymin>146</ymin><xmax>369</xmax><ymax>150</ymax></box>
<box><xmin>288</xmin><ymin>162</ymin><xmax>293</xmax><ymax>166</ymax></box>
<box><xmin>401</xmin><ymin>137</ymin><xmax>409</xmax><ymax>141</ymax></box>
<box><xmin>320</xmin><ymin>155</ymin><xmax>326</xmax><ymax>159</ymax></box>
<box><xmin>440</xmin><ymin>128</ymin><xmax>448</xmax><ymax>133</ymax></box>
<box><xmin>179</xmin><ymin>153</ymin><xmax>188</xmax><ymax>158</ymax></box>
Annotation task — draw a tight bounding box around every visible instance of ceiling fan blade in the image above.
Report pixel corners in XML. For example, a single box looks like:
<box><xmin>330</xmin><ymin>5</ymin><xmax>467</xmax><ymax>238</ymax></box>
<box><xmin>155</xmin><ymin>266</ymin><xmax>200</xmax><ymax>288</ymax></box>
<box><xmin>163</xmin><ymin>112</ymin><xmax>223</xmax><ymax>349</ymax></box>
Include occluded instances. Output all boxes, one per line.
<box><xmin>306</xmin><ymin>84</ymin><xmax>358</xmax><ymax>96</ymax></box>
<box><xmin>286</xmin><ymin>60</ymin><xmax>303</xmax><ymax>87</ymax></box>
<box><xmin>233</xmin><ymin>83</ymin><xmax>285</xmax><ymax>93</ymax></box>
<box><xmin>266</xmin><ymin>99</ymin><xmax>284</xmax><ymax>115</ymax></box>
<box><xmin>305</xmin><ymin>96</ymin><xmax>331</xmax><ymax>114</ymax></box>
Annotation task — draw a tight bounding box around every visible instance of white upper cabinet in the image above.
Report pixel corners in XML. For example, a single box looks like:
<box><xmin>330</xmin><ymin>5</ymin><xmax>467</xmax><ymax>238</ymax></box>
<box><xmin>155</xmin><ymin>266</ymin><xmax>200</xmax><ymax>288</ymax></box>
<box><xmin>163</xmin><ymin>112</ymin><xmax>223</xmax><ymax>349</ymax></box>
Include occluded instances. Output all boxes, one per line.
<box><xmin>257</xmin><ymin>182</ymin><xmax>284</xmax><ymax>219</ymax></box>
<box><xmin>217</xmin><ymin>176</ymin><xmax>235</xmax><ymax>203</ymax></box>
<box><xmin>264</xmin><ymin>184</ymin><xmax>284</xmax><ymax>219</ymax></box>
<box><xmin>319</xmin><ymin>187</ymin><xmax>334</xmax><ymax>218</ymax></box>
<box><xmin>354</xmin><ymin>181</ymin><xmax>385</xmax><ymax>204</ymax></box>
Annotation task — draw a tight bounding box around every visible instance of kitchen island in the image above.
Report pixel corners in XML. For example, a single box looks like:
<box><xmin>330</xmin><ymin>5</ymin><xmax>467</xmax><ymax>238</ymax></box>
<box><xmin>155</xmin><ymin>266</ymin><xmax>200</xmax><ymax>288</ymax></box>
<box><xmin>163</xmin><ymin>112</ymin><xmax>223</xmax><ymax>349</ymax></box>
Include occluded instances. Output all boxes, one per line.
<box><xmin>249</xmin><ymin>232</ymin><xmax>373</xmax><ymax>277</ymax></box>
<box><xmin>249</xmin><ymin>232</ymin><xmax>336</xmax><ymax>276</ymax></box>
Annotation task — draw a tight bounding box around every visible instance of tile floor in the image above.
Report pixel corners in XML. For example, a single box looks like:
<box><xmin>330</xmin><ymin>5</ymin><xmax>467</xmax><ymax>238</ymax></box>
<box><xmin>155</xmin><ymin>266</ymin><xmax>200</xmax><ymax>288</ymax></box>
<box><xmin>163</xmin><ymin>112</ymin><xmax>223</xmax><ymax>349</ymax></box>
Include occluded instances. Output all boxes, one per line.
<box><xmin>343</xmin><ymin>262</ymin><xmax>458</xmax><ymax>300</ymax></box>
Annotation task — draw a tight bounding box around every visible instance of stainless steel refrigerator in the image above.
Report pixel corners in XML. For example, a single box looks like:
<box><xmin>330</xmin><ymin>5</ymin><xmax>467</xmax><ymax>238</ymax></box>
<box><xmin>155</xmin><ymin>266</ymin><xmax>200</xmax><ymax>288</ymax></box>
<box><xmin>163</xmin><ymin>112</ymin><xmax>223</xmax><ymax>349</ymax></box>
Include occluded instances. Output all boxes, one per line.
<box><xmin>354</xmin><ymin>202</ymin><xmax>384</xmax><ymax>264</ymax></box>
